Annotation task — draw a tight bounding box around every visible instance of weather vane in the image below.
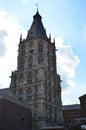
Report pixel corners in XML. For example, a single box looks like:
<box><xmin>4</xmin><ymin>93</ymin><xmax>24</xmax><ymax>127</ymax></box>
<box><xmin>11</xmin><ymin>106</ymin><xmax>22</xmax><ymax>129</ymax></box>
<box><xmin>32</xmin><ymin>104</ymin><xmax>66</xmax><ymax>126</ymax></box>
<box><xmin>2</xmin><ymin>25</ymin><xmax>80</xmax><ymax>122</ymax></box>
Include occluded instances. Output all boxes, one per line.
<box><xmin>35</xmin><ymin>3</ymin><xmax>39</xmax><ymax>11</ymax></box>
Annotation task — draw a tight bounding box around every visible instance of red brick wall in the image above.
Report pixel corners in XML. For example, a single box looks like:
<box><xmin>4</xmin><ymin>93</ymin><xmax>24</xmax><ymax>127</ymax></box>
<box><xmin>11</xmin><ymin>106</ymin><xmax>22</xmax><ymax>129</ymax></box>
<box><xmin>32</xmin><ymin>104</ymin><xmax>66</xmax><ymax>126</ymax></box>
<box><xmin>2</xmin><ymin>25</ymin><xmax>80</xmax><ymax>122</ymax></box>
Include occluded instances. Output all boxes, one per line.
<box><xmin>80</xmin><ymin>98</ymin><xmax>86</xmax><ymax>117</ymax></box>
<box><xmin>63</xmin><ymin>109</ymin><xmax>80</xmax><ymax>129</ymax></box>
<box><xmin>0</xmin><ymin>99</ymin><xmax>31</xmax><ymax>130</ymax></box>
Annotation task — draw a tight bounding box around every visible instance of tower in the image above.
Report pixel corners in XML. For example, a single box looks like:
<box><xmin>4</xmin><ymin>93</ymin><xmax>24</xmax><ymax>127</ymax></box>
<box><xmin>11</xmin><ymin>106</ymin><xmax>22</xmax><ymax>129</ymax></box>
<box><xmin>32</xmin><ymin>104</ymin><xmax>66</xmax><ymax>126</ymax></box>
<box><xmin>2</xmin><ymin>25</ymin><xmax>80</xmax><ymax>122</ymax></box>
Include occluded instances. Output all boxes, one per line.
<box><xmin>10</xmin><ymin>11</ymin><xmax>62</xmax><ymax>130</ymax></box>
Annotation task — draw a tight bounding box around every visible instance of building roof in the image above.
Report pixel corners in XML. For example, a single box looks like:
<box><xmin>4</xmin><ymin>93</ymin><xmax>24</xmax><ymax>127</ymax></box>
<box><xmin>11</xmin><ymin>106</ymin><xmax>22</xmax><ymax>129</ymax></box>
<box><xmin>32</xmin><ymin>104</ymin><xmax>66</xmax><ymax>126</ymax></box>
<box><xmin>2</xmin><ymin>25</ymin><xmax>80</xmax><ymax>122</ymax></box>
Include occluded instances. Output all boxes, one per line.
<box><xmin>26</xmin><ymin>11</ymin><xmax>47</xmax><ymax>40</ymax></box>
<box><xmin>79</xmin><ymin>94</ymin><xmax>86</xmax><ymax>99</ymax></box>
<box><xmin>0</xmin><ymin>88</ymin><xmax>10</xmax><ymax>95</ymax></box>
<box><xmin>62</xmin><ymin>104</ymin><xmax>80</xmax><ymax>110</ymax></box>
<box><xmin>0</xmin><ymin>93</ymin><xmax>30</xmax><ymax>110</ymax></box>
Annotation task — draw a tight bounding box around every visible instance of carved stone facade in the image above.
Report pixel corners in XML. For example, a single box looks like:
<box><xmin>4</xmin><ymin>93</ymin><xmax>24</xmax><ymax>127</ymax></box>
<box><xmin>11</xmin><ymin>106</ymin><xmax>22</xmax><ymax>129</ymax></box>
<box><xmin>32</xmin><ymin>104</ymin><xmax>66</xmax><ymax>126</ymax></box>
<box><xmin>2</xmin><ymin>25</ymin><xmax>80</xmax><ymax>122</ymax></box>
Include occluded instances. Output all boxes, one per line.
<box><xmin>10</xmin><ymin>11</ymin><xmax>62</xmax><ymax>130</ymax></box>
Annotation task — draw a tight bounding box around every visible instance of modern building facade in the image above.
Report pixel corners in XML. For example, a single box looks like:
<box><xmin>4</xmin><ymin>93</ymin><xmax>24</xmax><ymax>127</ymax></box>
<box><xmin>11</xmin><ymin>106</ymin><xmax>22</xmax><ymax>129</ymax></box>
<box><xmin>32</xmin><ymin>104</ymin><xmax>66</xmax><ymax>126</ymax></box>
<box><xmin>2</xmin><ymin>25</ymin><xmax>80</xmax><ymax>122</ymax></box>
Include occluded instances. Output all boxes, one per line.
<box><xmin>10</xmin><ymin>11</ymin><xmax>63</xmax><ymax>130</ymax></box>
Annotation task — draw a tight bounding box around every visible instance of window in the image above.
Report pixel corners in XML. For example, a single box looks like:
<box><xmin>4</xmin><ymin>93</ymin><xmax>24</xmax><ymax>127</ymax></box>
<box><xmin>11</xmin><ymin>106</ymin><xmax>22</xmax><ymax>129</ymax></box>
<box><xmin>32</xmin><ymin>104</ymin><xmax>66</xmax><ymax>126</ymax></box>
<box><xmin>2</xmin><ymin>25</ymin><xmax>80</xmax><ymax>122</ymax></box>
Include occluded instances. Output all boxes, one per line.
<box><xmin>19</xmin><ymin>74</ymin><xmax>24</xmax><ymax>85</ymax></box>
<box><xmin>20</xmin><ymin>45</ymin><xmax>25</xmax><ymax>56</ymax></box>
<box><xmin>76</xmin><ymin>112</ymin><xmax>80</xmax><ymax>116</ymax></box>
<box><xmin>27</xmin><ymin>73</ymin><xmax>32</xmax><ymax>84</ymax></box>
<box><xmin>67</xmin><ymin>112</ymin><xmax>71</xmax><ymax>117</ymax></box>
<box><xmin>28</xmin><ymin>57</ymin><xmax>33</xmax><ymax>69</ymax></box>
<box><xmin>19</xmin><ymin>60</ymin><xmax>24</xmax><ymax>71</ymax></box>
<box><xmin>38</xmin><ymin>56</ymin><xmax>43</xmax><ymax>64</ymax></box>
<box><xmin>27</xmin><ymin>88</ymin><xmax>33</xmax><ymax>101</ymax></box>
<box><xmin>38</xmin><ymin>43</ymin><xmax>43</xmax><ymax>53</ymax></box>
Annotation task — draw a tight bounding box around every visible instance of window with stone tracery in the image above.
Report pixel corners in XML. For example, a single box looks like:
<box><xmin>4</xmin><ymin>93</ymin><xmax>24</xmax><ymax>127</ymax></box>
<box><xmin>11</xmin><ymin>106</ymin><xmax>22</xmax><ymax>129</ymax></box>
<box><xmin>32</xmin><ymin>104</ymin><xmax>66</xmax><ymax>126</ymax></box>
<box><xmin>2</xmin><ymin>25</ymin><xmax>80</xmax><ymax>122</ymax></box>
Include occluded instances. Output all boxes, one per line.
<box><xmin>27</xmin><ymin>73</ymin><xmax>33</xmax><ymax>84</ymax></box>
<box><xmin>27</xmin><ymin>88</ymin><xmax>33</xmax><ymax>101</ymax></box>
<box><xmin>19</xmin><ymin>59</ymin><xmax>24</xmax><ymax>71</ymax></box>
<box><xmin>38</xmin><ymin>42</ymin><xmax>43</xmax><ymax>53</ymax></box>
<box><xmin>38</xmin><ymin>56</ymin><xmax>43</xmax><ymax>64</ymax></box>
<box><xmin>19</xmin><ymin>74</ymin><xmax>24</xmax><ymax>85</ymax></box>
<box><xmin>19</xmin><ymin>44</ymin><xmax>25</xmax><ymax>56</ymax></box>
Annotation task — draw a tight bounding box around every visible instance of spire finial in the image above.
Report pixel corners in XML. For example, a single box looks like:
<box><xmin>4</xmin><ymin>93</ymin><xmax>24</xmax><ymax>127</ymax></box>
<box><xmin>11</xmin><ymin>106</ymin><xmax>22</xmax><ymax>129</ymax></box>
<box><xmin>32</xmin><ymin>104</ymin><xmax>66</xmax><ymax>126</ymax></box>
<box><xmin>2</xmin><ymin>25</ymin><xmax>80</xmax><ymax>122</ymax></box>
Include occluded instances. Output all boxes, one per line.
<box><xmin>35</xmin><ymin>3</ymin><xmax>39</xmax><ymax>12</ymax></box>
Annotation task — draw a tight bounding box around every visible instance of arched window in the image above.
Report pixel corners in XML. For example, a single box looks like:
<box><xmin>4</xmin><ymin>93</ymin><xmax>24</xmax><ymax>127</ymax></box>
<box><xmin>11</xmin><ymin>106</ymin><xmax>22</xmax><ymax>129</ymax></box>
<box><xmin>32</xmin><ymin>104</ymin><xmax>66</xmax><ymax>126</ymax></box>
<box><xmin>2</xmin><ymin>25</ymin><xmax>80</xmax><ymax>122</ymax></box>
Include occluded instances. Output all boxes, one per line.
<box><xmin>28</xmin><ymin>57</ymin><xmax>33</xmax><ymax>69</ymax></box>
<box><xmin>20</xmin><ymin>45</ymin><xmax>25</xmax><ymax>56</ymax></box>
<box><xmin>19</xmin><ymin>60</ymin><xmax>24</xmax><ymax>71</ymax></box>
<box><xmin>19</xmin><ymin>74</ymin><xmax>24</xmax><ymax>85</ymax></box>
<box><xmin>38</xmin><ymin>56</ymin><xmax>43</xmax><ymax>64</ymax></box>
<box><xmin>27</xmin><ymin>73</ymin><xmax>32</xmax><ymax>84</ymax></box>
<box><xmin>38</xmin><ymin>43</ymin><xmax>43</xmax><ymax>53</ymax></box>
<box><xmin>27</xmin><ymin>88</ymin><xmax>33</xmax><ymax>101</ymax></box>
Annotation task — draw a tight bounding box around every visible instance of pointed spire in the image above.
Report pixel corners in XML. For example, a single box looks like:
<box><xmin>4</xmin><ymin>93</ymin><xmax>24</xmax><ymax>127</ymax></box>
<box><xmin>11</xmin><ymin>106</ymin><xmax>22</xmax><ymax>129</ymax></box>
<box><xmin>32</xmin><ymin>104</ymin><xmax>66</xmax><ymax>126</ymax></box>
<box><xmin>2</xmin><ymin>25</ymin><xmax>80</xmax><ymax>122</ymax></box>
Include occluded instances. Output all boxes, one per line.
<box><xmin>35</xmin><ymin>3</ymin><xmax>39</xmax><ymax>12</ymax></box>
<box><xmin>26</xmin><ymin>11</ymin><xmax>47</xmax><ymax>40</ymax></box>
<box><xmin>33</xmin><ymin>10</ymin><xmax>42</xmax><ymax>21</ymax></box>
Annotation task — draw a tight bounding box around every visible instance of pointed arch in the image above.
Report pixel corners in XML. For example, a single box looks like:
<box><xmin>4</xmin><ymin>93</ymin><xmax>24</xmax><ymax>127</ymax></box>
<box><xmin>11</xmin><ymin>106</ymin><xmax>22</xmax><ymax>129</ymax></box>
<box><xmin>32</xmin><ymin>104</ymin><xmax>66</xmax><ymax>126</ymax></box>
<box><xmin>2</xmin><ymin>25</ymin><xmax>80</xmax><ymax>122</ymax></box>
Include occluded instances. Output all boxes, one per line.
<box><xmin>19</xmin><ymin>74</ymin><xmax>24</xmax><ymax>85</ymax></box>
<box><xmin>27</xmin><ymin>88</ymin><xmax>33</xmax><ymax>101</ymax></box>
<box><xmin>27</xmin><ymin>73</ymin><xmax>33</xmax><ymax>84</ymax></box>
<box><xmin>38</xmin><ymin>42</ymin><xmax>43</xmax><ymax>53</ymax></box>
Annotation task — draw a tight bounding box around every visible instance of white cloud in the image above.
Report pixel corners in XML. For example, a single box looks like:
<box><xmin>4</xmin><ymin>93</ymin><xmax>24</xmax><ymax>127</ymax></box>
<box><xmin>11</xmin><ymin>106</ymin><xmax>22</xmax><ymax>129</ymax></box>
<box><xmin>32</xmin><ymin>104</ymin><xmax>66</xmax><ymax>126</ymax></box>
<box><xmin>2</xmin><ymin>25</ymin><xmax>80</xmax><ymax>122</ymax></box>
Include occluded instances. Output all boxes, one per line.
<box><xmin>0</xmin><ymin>30</ymin><xmax>7</xmax><ymax>57</ymax></box>
<box><xmin>0</xmin><ymin>10</ymin><xmax>26</xmax><ymax>88</ymax></box>
<box><xmin>21</xmin><ymin>0</ymin><xmax>30</xmax><ymax>3</ymax></box>
<box><xmin>55</xmin><ymin>36</ymin><xmax>79</xmax><ymax>93</ymax></box>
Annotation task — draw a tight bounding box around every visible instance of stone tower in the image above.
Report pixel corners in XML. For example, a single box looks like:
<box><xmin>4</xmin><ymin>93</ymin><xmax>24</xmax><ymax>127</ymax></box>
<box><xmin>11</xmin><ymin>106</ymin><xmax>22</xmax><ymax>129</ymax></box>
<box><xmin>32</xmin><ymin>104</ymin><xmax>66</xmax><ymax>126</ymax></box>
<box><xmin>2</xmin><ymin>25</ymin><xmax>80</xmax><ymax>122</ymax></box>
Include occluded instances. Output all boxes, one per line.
<box><xmin>10</xmin><ymin>11</ymin><xmax>62</xmax><ymax>130</ymax></box>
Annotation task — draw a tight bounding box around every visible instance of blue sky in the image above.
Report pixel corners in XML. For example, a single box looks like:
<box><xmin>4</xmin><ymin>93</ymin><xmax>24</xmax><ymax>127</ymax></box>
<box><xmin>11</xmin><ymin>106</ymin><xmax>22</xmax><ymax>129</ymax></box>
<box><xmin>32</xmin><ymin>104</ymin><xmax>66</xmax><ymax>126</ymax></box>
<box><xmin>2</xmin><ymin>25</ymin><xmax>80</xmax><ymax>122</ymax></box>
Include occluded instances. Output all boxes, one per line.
<box><xmin>0</xmin><ymin>0</ymin><xmax>86</xmax><ymax>105</ymax></box>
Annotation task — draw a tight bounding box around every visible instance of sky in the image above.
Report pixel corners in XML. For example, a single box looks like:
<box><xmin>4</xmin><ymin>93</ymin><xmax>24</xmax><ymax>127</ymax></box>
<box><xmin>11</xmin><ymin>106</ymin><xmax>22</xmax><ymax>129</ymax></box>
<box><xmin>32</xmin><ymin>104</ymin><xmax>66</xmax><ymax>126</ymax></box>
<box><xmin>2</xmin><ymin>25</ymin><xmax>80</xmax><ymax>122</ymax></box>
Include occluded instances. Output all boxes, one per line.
<box><xmin>0</xmin><ymin>0</ymin><xmax>86</xmax><ymax>105</ymax></box>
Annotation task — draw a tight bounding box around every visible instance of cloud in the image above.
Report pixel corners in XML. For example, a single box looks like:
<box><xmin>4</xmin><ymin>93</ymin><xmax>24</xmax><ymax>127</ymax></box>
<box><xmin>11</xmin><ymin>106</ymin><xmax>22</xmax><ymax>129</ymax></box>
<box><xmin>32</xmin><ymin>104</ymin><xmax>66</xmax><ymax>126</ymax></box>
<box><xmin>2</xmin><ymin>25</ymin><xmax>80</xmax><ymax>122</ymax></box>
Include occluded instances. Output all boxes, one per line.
<box><xmin>0</xmin><ymin>30</ymin><xmax>7</xmax><ymax>57</ymax></box>
<box><xmin>55</xmin><ymin>36</ymin><xmax>80</xmax><ymax>93</ymax></box>
<box><xmin>21</xmin><ymin>0</ymin><xmax>30</xmax><ymax>3</ymax></box>
<box><xmin>0</xmin><ymin>10</ymin><xmax>26</xmax><ymax>88</ymax></box>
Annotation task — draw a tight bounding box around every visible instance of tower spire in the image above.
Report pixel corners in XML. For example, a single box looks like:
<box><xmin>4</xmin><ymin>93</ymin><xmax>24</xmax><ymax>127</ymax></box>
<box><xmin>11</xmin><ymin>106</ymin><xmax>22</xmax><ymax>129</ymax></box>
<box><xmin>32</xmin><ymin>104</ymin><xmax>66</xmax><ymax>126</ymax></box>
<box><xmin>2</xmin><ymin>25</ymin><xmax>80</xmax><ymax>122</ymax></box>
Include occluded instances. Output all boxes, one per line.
<box><xmin>35</xmin><ymin>3</ymin><xmax>39</xmax><ymax>12</ymax></box>
<box><xmin>26</xmin><ymin>10</ymin><xmax>47</xmax><ymax>39</ymax></box>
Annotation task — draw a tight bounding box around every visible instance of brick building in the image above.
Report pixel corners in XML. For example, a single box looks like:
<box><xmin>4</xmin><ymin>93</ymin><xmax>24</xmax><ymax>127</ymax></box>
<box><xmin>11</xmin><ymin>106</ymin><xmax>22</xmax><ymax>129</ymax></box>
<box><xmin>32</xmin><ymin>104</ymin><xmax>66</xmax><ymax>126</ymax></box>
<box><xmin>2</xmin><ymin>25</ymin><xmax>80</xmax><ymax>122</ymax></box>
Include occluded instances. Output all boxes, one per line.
<box><xmin>62</xmin><ymin>104</ymin><xmax>80</xmax><ymax>129</ymax></box>
<box><xmin>62</xmin><ymin>94</ymin><xmax>86</xmax><ymax>130</ymax></box>
<box><xmin>0</xmin><ymin>93</ymin><xmax>31</xmax><ymax>130</ymax></box>
<box><xmin>79</xmin><ymin>94</ymin><xmax>86</xmax><ymax>129</ymax></box>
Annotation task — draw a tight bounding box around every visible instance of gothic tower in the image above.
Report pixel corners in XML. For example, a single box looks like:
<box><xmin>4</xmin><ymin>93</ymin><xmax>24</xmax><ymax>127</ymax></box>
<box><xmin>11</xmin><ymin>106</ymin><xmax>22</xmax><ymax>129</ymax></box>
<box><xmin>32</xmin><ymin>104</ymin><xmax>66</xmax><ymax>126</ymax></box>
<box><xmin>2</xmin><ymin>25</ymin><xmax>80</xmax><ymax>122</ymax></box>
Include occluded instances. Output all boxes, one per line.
<box><xmin>10</xmin><ymin>11</ymin><xmax>62</xmax><ymax>130</ymax></box>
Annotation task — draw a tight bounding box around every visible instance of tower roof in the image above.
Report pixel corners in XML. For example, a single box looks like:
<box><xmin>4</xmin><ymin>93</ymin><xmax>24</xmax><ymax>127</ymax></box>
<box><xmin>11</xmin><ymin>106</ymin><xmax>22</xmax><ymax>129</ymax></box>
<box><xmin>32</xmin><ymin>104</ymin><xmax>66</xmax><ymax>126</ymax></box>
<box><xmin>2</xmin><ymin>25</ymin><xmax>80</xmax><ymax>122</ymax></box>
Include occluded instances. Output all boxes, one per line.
<box><xmin>27</xmin><ymin>11</ymin><xmax>47</xmax><ymax>39</ymax></box>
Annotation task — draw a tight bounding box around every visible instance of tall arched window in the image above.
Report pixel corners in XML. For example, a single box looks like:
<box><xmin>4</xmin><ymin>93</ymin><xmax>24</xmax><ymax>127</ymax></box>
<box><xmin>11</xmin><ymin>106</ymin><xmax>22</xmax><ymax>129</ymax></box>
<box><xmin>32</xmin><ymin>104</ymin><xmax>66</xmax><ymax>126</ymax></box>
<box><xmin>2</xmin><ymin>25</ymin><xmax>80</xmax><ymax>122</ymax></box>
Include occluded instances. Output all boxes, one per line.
<box><xmin>19</xmin><ymin>74</ymin><xmax>24</xmax><ymax>85</ymax></box>
<box><xmin>38</xmin><ymin>43</ymin><xmax>43</xmax><ymax>53</ymax></box>
<box><xmin>28</xmin><ymin>57</ymin><xmax>33</xmax><ymax>69</ymax></box>
<box><xmin>38</xmin><ymin>56</ymin><xmax>43</xmax><ymax>64</ymax></box>
<box><xmin>20</xmin><ymin>45</ymin><xmax>25</xmax><ymax>56</ymax></box>
<box><xmin>27</xmin><ymin>88</ymin><xmax>33</xmax><ymax>101</ymax></box>
<box><xmin>27</xmin><ymin>73</ymin><xmax>32</xmax><ymax>84</ymax></box>
<box><xmin>19</xmin><ymin>59</ymin><xmax>24</xmax><ymax>71</ymax></box>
